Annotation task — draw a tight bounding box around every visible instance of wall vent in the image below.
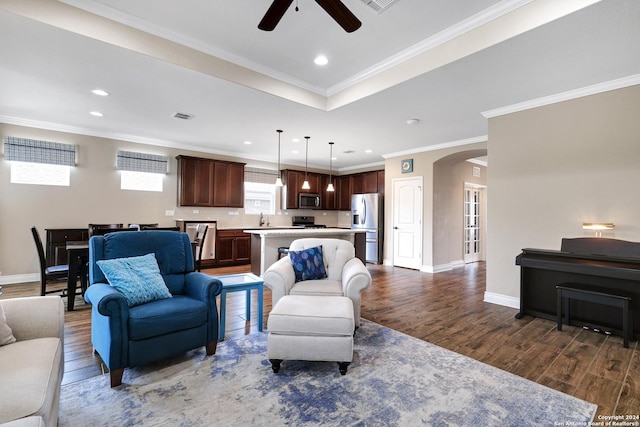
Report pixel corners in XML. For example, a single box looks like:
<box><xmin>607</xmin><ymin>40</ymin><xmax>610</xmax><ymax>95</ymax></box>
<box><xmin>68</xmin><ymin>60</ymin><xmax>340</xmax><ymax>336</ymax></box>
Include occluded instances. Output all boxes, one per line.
<box><xmin>173</xmin><ymin>112</ymin><xmax>194</xmax><ymax>120</ymax></box>
<box><xmin>360</xmin><ymin>0</ymin><xmax>399</xmax><ymax>13</ymax></box>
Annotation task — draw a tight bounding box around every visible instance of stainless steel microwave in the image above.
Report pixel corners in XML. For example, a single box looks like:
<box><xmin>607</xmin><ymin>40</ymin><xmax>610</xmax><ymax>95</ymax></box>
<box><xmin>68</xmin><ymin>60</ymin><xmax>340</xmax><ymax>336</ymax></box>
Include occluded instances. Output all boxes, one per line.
<box><xmin>299</xmin><ymin>193</ymin><xmax>321</xmax><ymax>209</ymax></box>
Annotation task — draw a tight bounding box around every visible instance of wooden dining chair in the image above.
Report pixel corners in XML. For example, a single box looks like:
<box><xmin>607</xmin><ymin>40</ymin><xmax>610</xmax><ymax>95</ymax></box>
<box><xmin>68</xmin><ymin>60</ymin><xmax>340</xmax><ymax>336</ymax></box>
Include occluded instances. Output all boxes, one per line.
<box><xmin>130</xmin><ymin>223</ymin><xmax>159</xmax><ymax>230</ymax></box>
<box><xmin>31</xmin><ymin>226</ymin><xmax>74</xmax><ymax>297</ymax></box>
<box><xmin>88</xmin><ymin>223</ymin><xmax>124</xmax><ymax>237</ymax></box>
<box><xmin>194</xmin><ymin>224</ymin><xmax>209</xmax><ymax>272</ymax></box>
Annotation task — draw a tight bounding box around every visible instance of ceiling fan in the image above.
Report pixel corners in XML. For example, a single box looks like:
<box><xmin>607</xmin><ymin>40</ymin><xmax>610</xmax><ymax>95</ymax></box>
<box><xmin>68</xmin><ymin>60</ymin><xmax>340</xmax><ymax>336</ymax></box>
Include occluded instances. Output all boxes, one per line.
<box><xmin>258</xmin><ymin>0</ymin><xmax>362</xmax><ymax>33</ymax></box>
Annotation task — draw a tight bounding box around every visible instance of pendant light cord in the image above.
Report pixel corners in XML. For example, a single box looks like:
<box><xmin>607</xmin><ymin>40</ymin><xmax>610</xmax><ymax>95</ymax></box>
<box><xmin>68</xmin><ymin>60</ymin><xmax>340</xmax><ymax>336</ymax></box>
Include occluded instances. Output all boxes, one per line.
<box><xmin>304</xmin><ymin>136</ymin><xmax>310</xmax><ymax>181</ymax></box>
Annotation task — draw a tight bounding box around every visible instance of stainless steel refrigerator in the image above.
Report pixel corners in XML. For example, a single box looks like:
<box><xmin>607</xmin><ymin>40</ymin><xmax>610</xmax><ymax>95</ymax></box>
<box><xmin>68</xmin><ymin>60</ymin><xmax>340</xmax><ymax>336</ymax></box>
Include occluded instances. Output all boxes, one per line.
<box><xmin>351</xmin><ymin>193</ymin><xmax>384</xmax><ymax>264</ymax></box>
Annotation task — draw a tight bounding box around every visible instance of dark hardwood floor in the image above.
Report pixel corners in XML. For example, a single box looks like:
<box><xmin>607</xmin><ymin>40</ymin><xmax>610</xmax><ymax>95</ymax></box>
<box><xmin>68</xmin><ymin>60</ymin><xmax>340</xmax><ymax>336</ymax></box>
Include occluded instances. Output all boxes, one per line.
<box><xmin>2</xmin><ymin>262</ymin><xmax>638</xmax><ymax>418</ymax></box>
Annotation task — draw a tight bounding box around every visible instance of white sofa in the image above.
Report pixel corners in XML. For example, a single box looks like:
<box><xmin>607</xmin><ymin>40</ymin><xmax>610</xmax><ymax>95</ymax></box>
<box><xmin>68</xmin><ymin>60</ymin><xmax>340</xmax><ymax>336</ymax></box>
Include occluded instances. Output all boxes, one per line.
<box><xmin>0</xmin><ymin>296</ymin><xmax>64</xmax><ymax>427</ymax></box>
<box><xmin>263</xmin><ymin>238</ymin><xmax>371</xmax><ymax>327</ymax></box>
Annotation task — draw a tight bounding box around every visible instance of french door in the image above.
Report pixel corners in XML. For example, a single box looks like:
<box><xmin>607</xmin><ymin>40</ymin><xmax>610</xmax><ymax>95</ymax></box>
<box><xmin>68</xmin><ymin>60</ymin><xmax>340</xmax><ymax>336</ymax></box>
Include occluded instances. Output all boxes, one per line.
<box><xmin>463</xmin><ymin>185</ymin><xmax>484</xmax><ymax>263</ymax></box>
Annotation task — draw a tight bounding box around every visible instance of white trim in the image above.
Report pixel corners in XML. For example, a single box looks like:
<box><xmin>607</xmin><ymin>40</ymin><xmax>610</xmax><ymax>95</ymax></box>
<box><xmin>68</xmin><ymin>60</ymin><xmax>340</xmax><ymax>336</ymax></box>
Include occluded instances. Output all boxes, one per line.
<box><xmin>382</xmin><ymin>136</ymin><xmax>487</xmax><ymax>160</ymax></box>
<box><xmin>482</xmin><ymin>74</ymin><xmax>640</xmax><ymax>118</ymax></box>
<box><xmin>0</xmin><ymin>273</ymin><xmax>39</xmax><ymax>286</ymax></box>
<box><xmin>421</xmin><ymin>260</ymin><xmax>465</xmax><ymax>273</ymax></box>
<box><xmin>483</xmin><ymin>291</ymin><xmax>520</xmax><ymax>309</ymax></box>
<box><xmin>466</xmin><ymin>158</ymin><xmax>488</xmax><ymax>167</ymax></box>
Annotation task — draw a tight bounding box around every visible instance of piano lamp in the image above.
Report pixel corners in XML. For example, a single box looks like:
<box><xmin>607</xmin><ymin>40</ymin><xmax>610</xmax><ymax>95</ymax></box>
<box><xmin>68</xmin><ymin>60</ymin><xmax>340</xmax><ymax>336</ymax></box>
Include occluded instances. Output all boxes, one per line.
<box><xmin>582</xmin><ymin>222</ymin><xmax>615</xmax><ymax>237</ymax></box>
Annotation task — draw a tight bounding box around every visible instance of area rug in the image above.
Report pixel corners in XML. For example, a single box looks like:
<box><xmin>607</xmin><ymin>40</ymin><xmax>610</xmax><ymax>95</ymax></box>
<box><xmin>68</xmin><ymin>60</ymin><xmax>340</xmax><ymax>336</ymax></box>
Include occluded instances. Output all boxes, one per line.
<box><xmin>59</xmin><ymin>319</ymin><xmax>597</xmax><ymax>426</ymax></box>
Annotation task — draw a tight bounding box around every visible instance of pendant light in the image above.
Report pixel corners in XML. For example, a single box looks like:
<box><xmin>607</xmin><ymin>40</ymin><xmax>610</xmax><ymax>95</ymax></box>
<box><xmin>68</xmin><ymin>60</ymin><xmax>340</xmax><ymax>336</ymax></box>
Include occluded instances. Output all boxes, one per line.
<box><xmin>301</xmin><ymin>136</ymin><xmax>311</xmax><ymax>190</ymax></box>
<box><xmin>326</xmin><ymin>142</ymin><xmax>335</xmax><ymax>192</ymax></box>
<box><xmin>274</xmin><ymin>129</ymin><xmax>283</xmax><ymax>187</ymax></box>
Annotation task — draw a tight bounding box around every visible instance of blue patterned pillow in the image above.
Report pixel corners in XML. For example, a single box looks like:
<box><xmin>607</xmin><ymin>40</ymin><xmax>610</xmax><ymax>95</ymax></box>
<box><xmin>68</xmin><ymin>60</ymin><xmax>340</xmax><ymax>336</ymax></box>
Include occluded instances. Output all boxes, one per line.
<box><xmin>289</xmin><ymin>245</ymin><xmax>327</xmax><ymax>282</ymax></box>
<box><xmin>97</xmin><ymin>253</ymin><xmax>172</xmax><ymax>307</ymax></box>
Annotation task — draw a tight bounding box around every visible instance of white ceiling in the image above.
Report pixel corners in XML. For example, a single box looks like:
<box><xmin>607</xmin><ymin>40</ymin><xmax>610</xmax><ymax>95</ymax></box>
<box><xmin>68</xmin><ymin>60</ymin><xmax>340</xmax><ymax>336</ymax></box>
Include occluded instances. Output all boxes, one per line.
<box><xmin>0</xmin><ymin>0</ymin><xmax>639</xmax><ymax>171</ymax></box>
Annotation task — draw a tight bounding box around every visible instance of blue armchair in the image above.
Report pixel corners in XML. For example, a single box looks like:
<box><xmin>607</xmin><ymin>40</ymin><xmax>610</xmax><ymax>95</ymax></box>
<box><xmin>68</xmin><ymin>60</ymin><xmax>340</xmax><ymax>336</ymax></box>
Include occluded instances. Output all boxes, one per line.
<box><xmin>84</xmin><ymin>231</ymin><xmax>222</xmax><ymax>387</ymax></box>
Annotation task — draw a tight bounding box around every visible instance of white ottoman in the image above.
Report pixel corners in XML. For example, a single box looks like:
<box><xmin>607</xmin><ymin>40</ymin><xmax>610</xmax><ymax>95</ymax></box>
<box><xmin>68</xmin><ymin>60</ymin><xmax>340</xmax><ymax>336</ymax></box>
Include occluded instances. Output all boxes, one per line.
<box><xmin>267</xmin><ymin>295</ymin><xmax>355</xmax><ymax>375</ymax></box>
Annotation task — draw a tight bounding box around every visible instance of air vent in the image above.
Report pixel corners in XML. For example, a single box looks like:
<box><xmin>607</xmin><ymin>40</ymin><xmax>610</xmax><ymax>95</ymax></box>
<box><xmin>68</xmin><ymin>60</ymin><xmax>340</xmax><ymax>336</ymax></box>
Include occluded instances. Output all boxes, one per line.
<box><xmin>173</xmin><ymin>112</ymin><xmax>194</xmax><ymax>120</ymax></box>
<box><xmin>360</xmin><ymin>0</ymin><xmax>399</xmax><ymax>13</ymax></box>
<box><xmin>342</xmin><ymin>150</ymin><xmax>355</xmax><ymax>154</ymax></box>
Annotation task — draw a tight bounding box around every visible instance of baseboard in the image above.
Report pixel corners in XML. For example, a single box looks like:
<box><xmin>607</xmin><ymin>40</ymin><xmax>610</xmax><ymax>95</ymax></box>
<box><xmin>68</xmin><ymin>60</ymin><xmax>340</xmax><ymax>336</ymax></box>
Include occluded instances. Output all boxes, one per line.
<box><xmin>0</xmin><ymin>273</ymin><xmax>39</xmax><ymax>286</ymax></box>
<box><xmin>421</xmin><ymin>260</ymin><xmax>465</xmax><ymax>273</ymax></box>
<box><xmin>484</xmin><ymin>291</ymin><xmax>520</xmax><ymax>309</ymax></box>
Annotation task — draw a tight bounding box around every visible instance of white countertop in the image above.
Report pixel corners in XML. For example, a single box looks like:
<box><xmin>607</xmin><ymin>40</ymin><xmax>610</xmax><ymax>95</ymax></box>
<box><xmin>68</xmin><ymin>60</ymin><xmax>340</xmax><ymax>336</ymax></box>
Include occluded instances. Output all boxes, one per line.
<box><xmin>243</xmin><ymin>228</ymin><xmax>365</xmax><ymax>236</ymax></box>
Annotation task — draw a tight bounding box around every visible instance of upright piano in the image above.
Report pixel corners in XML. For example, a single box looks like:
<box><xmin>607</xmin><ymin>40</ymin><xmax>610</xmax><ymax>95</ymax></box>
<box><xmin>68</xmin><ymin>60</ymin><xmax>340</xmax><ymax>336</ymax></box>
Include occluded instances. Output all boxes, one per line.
<box><xmin>515</xmin><ymin>237</ymin><xmax>640</xmax><ymax>340</ymax></box>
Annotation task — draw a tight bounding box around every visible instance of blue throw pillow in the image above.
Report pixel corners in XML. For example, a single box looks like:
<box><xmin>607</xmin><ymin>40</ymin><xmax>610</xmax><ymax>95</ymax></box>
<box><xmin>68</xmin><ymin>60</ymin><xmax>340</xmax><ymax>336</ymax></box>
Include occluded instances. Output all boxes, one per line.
<box><xmin>289</xmin><ymin>245</ymin><xmax>327</xmax><ymax>283</ymax></box>
<box><xmin>97</xmin><ymin>253</ymin><xmax>172</xmax><ymax>307</ymax></box>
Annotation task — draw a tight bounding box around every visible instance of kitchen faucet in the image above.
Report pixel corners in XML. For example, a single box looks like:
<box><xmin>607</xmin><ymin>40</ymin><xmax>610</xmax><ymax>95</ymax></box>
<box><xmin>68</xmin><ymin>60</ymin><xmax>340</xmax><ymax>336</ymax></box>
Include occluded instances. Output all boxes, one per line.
<box><xmin>259</xmin><ymin>212</ymin><xmax>265</xmax><ymax>227</ymax></box>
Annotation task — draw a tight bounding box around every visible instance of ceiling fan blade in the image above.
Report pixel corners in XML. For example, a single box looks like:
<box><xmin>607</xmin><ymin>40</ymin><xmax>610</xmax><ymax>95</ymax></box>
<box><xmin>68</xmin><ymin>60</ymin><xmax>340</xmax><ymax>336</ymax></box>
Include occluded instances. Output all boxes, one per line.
<box><xmin>315</xmin><ymin>0</ymin><xmax>362</xmax><ymax>33</ymax></box>
<box><xmin>258</xmin><ymin>0</ymin><xmax>294</xmax><ymax>31</ymax></box>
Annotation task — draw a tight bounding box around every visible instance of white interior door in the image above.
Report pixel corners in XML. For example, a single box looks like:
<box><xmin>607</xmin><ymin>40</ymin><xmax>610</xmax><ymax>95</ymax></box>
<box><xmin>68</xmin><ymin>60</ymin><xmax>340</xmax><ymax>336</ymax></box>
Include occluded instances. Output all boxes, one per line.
<box><xmin>463</xmin><ymin>184</ymin><xmax>485</xmax><ymax>263</ymax></box>
<box><xmin>392</xmin><ymin>177</ymin><xmax>423</xmax><ymax>269</ymax></box>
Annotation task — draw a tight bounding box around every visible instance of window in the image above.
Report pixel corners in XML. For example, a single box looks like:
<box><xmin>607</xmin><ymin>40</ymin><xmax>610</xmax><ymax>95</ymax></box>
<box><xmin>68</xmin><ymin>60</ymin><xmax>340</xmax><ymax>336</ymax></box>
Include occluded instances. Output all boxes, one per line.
<box><xmin>10</xmin><ymin>161</ymin><xmax>70</xmax><ymax>186</ymax></box>
<box><xmin>244</xmin><ymin>167</ymin><xmax>279</xmax><ymax>215</ymax></box>
<box><xmin>120</xmin><ymin>170</ymin><xmax>163</xmax><ymax>192</ymax></box>
<box><xmin>4</xmin><ymin>136</ymin><xmax>76</xmax><ymax>186</ymax></box>
<box><xmin>116</xmin><ymin>150</ymin><xmax>168</xmax><ymax>192</ymax></box>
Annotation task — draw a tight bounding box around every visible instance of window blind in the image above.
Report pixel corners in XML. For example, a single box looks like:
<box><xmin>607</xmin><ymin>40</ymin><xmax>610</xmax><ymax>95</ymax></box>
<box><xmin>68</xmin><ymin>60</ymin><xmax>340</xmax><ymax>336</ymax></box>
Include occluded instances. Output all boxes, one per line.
<box><xmin>116</xmin><ymin>150</ymin><xmax>168</xmax><ymax>174</ymax></box>
<box><xmin>4</xmin><ymin>136</ymin><xmax>76</xmax><ymax>166</ymax></box>
<box><xmin>244</xmin><ymin>167</ymin><xmax>278</xmax><ymax>184</ymax></box>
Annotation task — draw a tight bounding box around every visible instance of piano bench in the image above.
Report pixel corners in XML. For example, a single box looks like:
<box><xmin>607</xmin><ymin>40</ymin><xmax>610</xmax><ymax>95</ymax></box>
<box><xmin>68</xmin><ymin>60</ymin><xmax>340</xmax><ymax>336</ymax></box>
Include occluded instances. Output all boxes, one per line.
<box><xmin>556</xmin><ymin>283</ymin><xmax>633</xmax><ymax>348</ymax></box>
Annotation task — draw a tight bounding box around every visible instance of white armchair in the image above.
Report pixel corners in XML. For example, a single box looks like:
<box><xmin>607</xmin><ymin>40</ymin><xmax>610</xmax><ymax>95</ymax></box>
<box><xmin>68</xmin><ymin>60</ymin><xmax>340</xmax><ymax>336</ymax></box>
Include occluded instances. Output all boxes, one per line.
<box><xmin>263</xmin><ymin>238</ymin><xmax>371</xmax><ymax>327</ymax></box>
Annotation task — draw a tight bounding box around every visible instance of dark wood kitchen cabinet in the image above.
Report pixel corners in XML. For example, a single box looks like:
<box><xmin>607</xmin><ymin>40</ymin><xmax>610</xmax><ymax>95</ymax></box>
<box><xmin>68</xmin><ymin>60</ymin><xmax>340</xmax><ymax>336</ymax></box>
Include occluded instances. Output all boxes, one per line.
<box><xmin>336</xmin><ymin>175</ymin><xmax>352</xmax><ymax>211</ymax></box>
<box><xmin>362</xmin><ymin>170</ymin><xmax>385</xmax><ymax>194</ymax></box>
<box><xmin>177</xmin><ymin>156</ymin><xmax>214</xmax><ymax>206</ymax></box>
<box><xmin>213</xmin><ymin>161</ymin><xmax>245</xmax><ymax>207</ymax></box>
<box><xmin>216</xmin><ymin>229</ymin><xmax>251</xmax><ymax>266</ymax></box>
<box><xmin>177</xmin><ymin>156</ymin><xmax>245</xmax><ymax>207</ymax></box>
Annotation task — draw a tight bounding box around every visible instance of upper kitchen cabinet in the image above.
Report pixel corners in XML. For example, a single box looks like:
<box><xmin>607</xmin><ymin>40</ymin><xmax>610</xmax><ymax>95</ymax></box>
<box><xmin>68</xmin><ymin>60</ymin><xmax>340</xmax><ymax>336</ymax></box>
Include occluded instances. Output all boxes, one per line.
<box><xmin>176</xmin><ymin>155</ymin><xmax>245</xmax><ymax>207</ymax></box>
<box><xmin>213</xmin><ymin>161</ymin><xmax>245</xmax><ymax>207</ymax></box>
<box><xmin>177</xmin><ymin>156</ymin><xmax>214</xmax><ymax>206</ymax></box>
<box><xmin>377</xmin><ymin>170</ymin><xmax>385</xmax><ymax>193</ymax></box>
<box><xmin>362</xmin><ymin>170</ymin><xmax>385</xmax><ymax>194</ymax></box>
<box><xmin>336</xmin><ymin>175</ymin><xmax>352</xmax><ymax>211</ymax></box>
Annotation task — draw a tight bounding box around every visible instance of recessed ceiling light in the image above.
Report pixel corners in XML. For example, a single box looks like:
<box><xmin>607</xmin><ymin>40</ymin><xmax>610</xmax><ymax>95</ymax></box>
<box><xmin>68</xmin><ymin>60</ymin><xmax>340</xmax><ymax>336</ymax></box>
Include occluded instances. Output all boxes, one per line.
<box><xmin>314</xmin><ymin>55</ymin><xmax>328</xmax><ymax>66</ymax></box>
<box><xmin>244</xmin><ymin>140</ymin><xmax>252</xmax><ymax>145</ymax></box>
<box><xmin>292</xmin><ymin>150</ymin><xmax>299</xmax><ymax>154</ymax></box>
<box><xmin>292</xmin><ymin>138</ymin><xmax>300</xmax><ymax>143</ymax></box>
<box><xmin>365</xmin><ymin>149</ymin><xmax>373</xmax><ymax>153</ymax></box>
<box><xmin>90</xmin><ymin>111</ymin><xmax>104</xmax><ymax>117</ymax></box>
<box><xmin>91</xmin><ymin>89</ymin><xmax>109</xmax><ymax>96</ymax></box>
<box><xmin>406</xmin><ymin>118</ymin><xmax>420</xmax><ymax>125</ymax></box>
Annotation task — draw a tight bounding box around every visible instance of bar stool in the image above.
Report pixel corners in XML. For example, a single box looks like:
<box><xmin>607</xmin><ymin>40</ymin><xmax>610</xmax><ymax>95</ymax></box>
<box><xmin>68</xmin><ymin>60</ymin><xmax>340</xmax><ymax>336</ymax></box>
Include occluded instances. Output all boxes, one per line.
<box><xmin>278</xmin><ymin>247</ymin><xmax>289</xmax><ymax>259</ymax></box>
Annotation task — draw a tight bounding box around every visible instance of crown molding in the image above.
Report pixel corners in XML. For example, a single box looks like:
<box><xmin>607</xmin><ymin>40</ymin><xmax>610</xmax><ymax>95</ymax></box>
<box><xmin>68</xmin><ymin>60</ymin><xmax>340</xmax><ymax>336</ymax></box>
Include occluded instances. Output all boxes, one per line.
<box><xmin>327</xmin><ymin>0</ymin><xmax>533</xmax><ymax>96</ymax></box>
<box><xmin>482</xmin><ymin>73</ymin><xmax>640</xmax><ymax>118</ymax></box>
<box><xmin>382</xmin><ymin>135</ymin><xmax>488</xmax><ymax>160</ymax></box>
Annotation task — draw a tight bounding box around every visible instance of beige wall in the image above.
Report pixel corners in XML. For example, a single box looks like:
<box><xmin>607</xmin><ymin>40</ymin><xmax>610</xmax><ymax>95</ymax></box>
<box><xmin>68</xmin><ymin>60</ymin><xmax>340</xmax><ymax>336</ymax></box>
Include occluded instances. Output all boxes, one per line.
<box><xmin>383</xmin><ymin>141</ymin><xmax>487</xmax><ymax>269</ymax></box>
<box><xmin>486</xmin><ymin>84</ymin><xmax>640</xmax><ymax>306</ymax></box>
<box><xmin>0</xmin><ymin>123</ymin><xmax>341</xmax><ymax>281</ymax></box>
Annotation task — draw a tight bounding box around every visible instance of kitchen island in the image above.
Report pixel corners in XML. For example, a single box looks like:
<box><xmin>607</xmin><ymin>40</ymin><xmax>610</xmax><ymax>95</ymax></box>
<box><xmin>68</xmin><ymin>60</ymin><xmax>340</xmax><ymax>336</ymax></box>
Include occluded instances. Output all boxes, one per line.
<box><xmin>243</xmin><ymin>228</ymin><xmax>367</xmax><ymax>276</ymax></box>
